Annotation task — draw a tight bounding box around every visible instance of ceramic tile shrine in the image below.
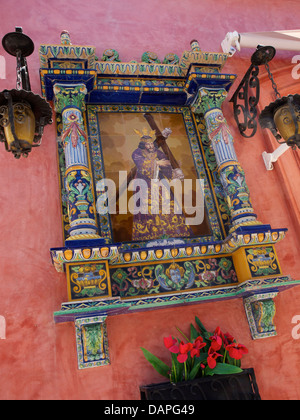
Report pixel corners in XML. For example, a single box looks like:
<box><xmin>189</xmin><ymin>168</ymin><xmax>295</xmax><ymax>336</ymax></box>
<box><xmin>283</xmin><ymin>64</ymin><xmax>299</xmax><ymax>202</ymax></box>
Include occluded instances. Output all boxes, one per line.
<box><xmin>39</xmin><ymin>33</ymin><xmax>299</xmax><ymax>369</ymax></box>
<box><xmin>1</xmin><ymin>0</ymin><xmax>300</xmax><ymax>400</ymax></box>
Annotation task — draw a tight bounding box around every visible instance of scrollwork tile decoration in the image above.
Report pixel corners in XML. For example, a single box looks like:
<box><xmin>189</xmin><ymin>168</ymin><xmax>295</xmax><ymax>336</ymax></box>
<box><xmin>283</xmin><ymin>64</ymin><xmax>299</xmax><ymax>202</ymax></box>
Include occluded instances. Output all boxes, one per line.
<box><xmin>110</xmin><ymin>256</ymin><xmax>238</xmax><ymax>298</ymax></box>
<box><xmin>245</xmin><ymin>247</ymin><xmax>281</xmax><ymax>277</ymax></box>
<box><xmin>244</xmin><ymin>293</ymin><xmax>278</xmax><ymax>340</ymax></box>
<box><xmin>66</xmin><ymin>261</ymin><xmax>112</xmax><ymax>301</ymax></box>
<box><xmin>75</xmin><ymin>316</ymin><xmax>110</xmax><ymax>369</ymax></box>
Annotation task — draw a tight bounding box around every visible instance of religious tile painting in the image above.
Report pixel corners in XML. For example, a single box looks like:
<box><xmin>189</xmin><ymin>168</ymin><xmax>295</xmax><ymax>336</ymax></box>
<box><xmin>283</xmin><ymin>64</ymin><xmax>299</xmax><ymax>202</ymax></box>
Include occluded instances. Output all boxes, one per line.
<box><xmin>88</xmin><ymin>106</ymin><xmax>223</xmax><ymax>245</ymax></box>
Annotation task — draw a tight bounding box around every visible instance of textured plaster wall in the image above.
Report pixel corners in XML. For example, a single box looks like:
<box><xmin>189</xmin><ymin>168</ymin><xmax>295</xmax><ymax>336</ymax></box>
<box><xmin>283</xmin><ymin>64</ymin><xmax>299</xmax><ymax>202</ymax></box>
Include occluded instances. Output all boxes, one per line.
<box><xmin>0</xmin><ymin>0</ymin><xmax>299</xmax><ymax>400</ymax></box>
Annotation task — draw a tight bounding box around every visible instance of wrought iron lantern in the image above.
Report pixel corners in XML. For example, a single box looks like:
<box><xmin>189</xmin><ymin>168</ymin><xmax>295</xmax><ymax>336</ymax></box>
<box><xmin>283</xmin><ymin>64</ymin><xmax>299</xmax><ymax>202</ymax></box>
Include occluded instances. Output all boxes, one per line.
<box><xmin>259</xmin><ymin>94</ymin><xmax>300</xmax><ymax>149</ymax></box>
<box><xmin>0</xmin><ymin>27</ymin><xmax>52</xmax><ymax>158</ymax></box>
<box><xmin>231</xmin><ymin>44</ymin><xmax>300</xmax><ymax>149</ymax></box>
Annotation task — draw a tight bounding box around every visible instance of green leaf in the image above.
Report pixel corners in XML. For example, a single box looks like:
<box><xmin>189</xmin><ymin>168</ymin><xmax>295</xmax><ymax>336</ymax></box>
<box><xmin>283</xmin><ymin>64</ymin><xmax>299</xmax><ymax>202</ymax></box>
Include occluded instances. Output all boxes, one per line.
<box><xmin>196</xmin><ymin>353</ymin><xmax>208</xmax><ymax>363</ymax></box>
<box><xmin>170</xmin><ymin>353</ymin><xmax>183</xmax><ymax>383</ymax></box>
<box><xmin>190</xmin><ymin>323</ymin><xmax>199</xmax><ymax>341</ymax></box>
<box><xmin>141</xmin><ymin>348</ymin><xmax>170</xmax><ymax>379</ymax></box>
<box><xmin>224</xmin><ymin>352</ymin><xmax>242</xmax><ymax>368</ymax></box>
<box><xmin>203</xmin><ymin>331</ymin><xmax>212</xmax><ymax>341</ymax></box>
<box><xmin>204</xmin><ymin>366</ymin><xmax>215</xmax><ymax>376</ymax></box>
<box><xmin>205</xmin><ymin>362</ymin><xmax>243</xmax><ymax>376</ymax></box>
<box><xmin>193</xmin><ymin>317</ymin><xmax>211</xmax><ymax>344</ymax></box>
<box><xmin>176</xmin><ymin>326</ymin><xmax>189</xmax><ymax>342</ymax></box>
<box><xmin>195</xmin><ymin>316</ymin><xmax>208</xmax><ymax>334</ymax></box>
<box><xmin>188</xmin><ymin>360</ymin><xmax>202</xmax><ymax>380</ymax></box>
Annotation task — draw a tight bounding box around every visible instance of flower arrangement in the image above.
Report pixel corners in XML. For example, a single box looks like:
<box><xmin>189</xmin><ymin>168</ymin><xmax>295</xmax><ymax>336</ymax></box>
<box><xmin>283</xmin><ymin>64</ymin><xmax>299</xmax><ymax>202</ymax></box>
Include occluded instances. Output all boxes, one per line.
<box><xmin>141</xmin><ymin>316</ymin><xmax>248</xmax><ymax>383</ymax></box>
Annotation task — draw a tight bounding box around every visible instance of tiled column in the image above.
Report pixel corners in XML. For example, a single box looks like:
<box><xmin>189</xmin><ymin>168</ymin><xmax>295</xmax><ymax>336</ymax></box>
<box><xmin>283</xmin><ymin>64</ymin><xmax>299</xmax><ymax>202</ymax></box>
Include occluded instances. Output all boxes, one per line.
<box><xmin>53</xmin><ymin>83</ymin><xmax>100</xmax><ymax>242</ymax></box>
<box><xmin>192</xmin><ymin>88</ymin><xmax>261</xmax><ymax>233</ymax></box>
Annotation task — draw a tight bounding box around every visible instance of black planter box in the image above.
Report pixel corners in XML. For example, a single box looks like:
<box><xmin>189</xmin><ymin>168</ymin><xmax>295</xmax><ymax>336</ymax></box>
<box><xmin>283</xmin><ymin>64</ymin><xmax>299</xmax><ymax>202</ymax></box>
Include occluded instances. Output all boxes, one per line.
<box><xmin>140</xmin><ymin>368</ymin><xmax>261</xmax><ymax>400</ymax></box>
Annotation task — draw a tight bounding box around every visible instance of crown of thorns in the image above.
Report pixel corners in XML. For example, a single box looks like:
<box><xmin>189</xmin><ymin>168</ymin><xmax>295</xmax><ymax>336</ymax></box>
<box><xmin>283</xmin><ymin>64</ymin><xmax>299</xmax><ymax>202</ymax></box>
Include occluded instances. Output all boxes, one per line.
<box><xmin>134</xmin><ymin>128</ymin><xmax>156</xmax><ymax>142</ymax></box>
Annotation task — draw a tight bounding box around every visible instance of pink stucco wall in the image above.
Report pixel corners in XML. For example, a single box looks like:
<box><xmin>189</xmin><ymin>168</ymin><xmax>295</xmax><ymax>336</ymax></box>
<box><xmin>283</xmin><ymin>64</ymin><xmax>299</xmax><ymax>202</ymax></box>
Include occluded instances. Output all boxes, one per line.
<box><xmin>0</xmin><ymin>0</ymin><xmax>300</xmax><ymax>400</ymax></box>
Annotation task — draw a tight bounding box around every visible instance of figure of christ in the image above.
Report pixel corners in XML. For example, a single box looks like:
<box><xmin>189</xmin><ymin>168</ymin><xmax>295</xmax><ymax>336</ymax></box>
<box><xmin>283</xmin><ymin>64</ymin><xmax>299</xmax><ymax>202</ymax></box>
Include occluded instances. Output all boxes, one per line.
<box><xmin>131</xmin><ymin>129</ymin><xmax>193</xmax><ymax>241</ymax></box>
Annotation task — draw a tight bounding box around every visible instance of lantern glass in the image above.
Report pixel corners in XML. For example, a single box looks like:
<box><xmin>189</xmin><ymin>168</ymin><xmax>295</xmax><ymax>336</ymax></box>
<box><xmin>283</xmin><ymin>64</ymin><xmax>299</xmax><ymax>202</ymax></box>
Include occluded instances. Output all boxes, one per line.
<box><xmin>0</xmin><ymin>89</ymin><xmax>52</xmax><ymax>158</ymax></box>
<box><xmin>259</xmin><ymin>94</ymin><xmax>300</xmax><ymax>149</ymax></box>
<box><xmin>273</xmin><ymin>102</ymin><xmax>300</xmax><ymax>144</ymax></box>
<box><xmin>2</xmin><ymin>101</ymin><xmax>35</xmax><ymax>153</ymax></box>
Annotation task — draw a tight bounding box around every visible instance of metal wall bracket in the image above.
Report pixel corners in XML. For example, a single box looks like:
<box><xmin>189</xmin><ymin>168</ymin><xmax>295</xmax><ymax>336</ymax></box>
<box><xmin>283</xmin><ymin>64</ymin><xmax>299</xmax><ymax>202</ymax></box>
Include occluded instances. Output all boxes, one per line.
<box><xmin>262</xmin><ymin>143</ymin><xmax>290</xmax><ymax>170</ymax></box>
<box><xmin>230</xmin><ymin>46</ymin><xmax>276</xmax><ymax>138</ymax></box>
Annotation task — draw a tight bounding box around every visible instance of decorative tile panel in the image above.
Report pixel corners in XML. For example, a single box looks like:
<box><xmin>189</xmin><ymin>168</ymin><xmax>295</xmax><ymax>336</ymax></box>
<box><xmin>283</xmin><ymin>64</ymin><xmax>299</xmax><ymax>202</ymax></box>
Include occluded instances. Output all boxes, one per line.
<box><xmin>244</xmin><ymin>292</ymin><xmax>278</xmax><ymax>339</ymax></box>
<box><xmin>110</xmin><ymin>256</ymin><xmax>237</xmax><ymax>298</ymax></box>
<box><xmin>66</xmin><ymin>261</ymin><xmax>111</xmax><ymax>301</ymax></box>
<box><xmin>245</xmin><ymin>246</ymin><xmax>281</xmax><ymax>277</ymax></box>
<box><xmin>75</xmin><ymin>316</ymin><xmax>110</xmax><ymax>369</ymax></box>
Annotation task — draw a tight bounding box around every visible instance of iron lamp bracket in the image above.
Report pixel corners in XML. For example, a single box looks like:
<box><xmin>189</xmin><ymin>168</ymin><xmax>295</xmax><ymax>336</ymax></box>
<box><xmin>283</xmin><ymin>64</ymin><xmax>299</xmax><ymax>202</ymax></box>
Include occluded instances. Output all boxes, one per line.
<box><xmin>230</xmin><ymin>46</ymin><xmax>276</xmax><ymax>138</ymax></box>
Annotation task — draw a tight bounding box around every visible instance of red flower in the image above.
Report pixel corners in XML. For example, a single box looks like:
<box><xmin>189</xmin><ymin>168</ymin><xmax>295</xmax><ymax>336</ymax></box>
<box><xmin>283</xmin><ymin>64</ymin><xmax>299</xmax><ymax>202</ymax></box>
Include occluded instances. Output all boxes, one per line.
<box><xmin>207</xmin><ymin>346</ymin><xmax>222</xmax><ymax>369</ymax></box>
<box><xmin>163</xmin><ymin>335</ymin><xmax>179</xmax><ymax>353</ymax></box>
<box><xmin>209</xmin><ymin>331</ymin><xmax>222</xmax><ymax>351</ymax></box>
<box><xmin>214</xmin><ymin>326</ymin><xmax>222</xmax><ymax>336</ymax></box>
<box><xmin>224</xmin><ymin>332</ymin><xmax>234</xmax><ymax>346</ymax></box>
<box><xmin>190</xmin><ymin>336</ymin><xmax>206</xmax><ymax>358</ymax></box>
<box><xmin>177</xmin><ymin>341</ymin><xmax>193</xmax><ymax>363</ymax></box>
<box><xmin>226</xmin><ymin>343</ymin><xmax>248</xmax><ymax>360</ymax></box>
<box><xmin>177</xmin><ymin>354</ymin><xmax>188</xmax><ymax>363</ymax></box>
<box><xmin>215</xmin><ymin>326</ymin><xmax>228</xmax><ymax>342</ymax></box>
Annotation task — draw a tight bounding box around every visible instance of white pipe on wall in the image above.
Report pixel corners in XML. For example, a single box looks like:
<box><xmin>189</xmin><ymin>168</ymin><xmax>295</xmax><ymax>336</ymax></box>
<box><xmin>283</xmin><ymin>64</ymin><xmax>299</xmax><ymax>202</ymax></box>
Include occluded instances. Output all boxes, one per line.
<box><xmin>222</xmin><ymin>30</ymin><xmax>300</xmax><ymax>56</ymax></box>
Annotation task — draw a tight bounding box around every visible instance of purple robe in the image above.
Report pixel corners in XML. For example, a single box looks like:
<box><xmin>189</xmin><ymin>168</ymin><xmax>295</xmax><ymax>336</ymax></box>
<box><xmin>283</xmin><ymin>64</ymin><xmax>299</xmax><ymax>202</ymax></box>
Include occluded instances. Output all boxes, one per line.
<box><xmin>131</xmin><ymin>146</ymin><xmax>193</xmax><ymax>241</ymax></box>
